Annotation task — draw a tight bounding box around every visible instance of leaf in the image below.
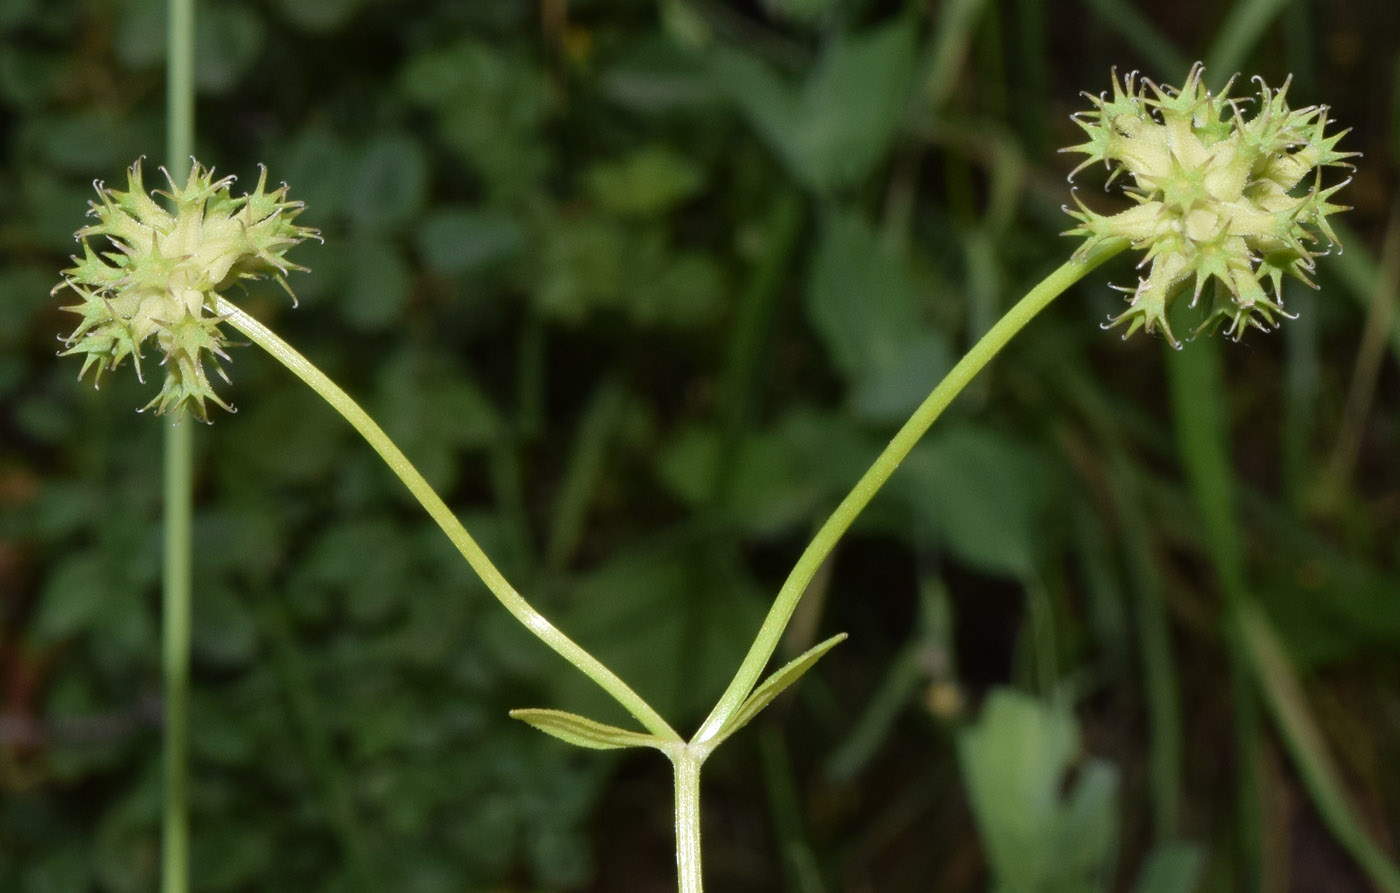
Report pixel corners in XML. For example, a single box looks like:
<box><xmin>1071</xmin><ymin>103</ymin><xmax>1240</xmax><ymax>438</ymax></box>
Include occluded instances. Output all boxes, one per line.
<box><xmin>373</xmin><ymin>346</ymin><xmax>502</xmax><ymax>493</ymax></box>
<box><xmin>712</xmin><ymin>17</ymin><xmax>918</xmax><ymax>191</ymax></box>
<box><xmin>1132</xmin><ymin>841</ymin><xmax>1203</xmax><ymax>893</ymax></box>
<box><xmin>599</xmin><ymin>35</ymin><xmax>717</xmax><ymax>112</ymax></box>
<box><xmin>22</xmin><ymin>109</ymin><xmax>156</xmax><ymax>176</ymax></box>
<box><xmin>269</xmin><ymin>126</ymin><xmax>355</xmax><ymax>222</ymax></box>
<box><xmin>295</xmin><ymin>518</ymin><xmax>417</xmax><ymax>625</ymax></box>
<box><xmin>348</xmin><ymin>133</ymin><xmax>429</xmax><ymax>233</ymax></box>
<box><xmin>707</xmin><ymin>633</ymin><xmax>847</xmax><ymax>748</ymax></box>
<box><xmin>415</xmin><ymin>207</ymin><xmax>524</xmax><ymax>276</ymax></box>
<box><xmin>194</xmin><ymin>1</ymin><xmax>265</xmax><ymax>94</ymax></box>
<box><xmin>190</xmin><ymin>583</ymin><xmax>259</xmax><ymax>668</ymax></box>
<box><xmin>766</xmin><ymin>0</ymin><xmax>840</xmax><ymax>26</ymax></box>
<box><xmin>957</xmin><ymin>689</ymin><xmax>1119</xmax><ymax>892</ymax></box>
<box><xmin>32</xmin><ymin>552</ymin><xmax>106</xmax><ymax>643</ymax></box>
<box><xmin>275</xmin><ymin>0</ymin><xmax>365</xmax><ymax>33</ymax></box>
<box><xmin>629</xmin><ymin>249</ymin><xmax>725</xmax><ymax>327</ymax></box>
<box><xmin>586</xmin><ymin>145</ymin><xmax>704</xmax><ymax>216</ymax></box>
<box><xmin>550</xmin><ymin>544</ymin><xmax>766</xmax><ymax>722</ymax></box>
<box><xmin>654</xmin><ymin>421</ymin><xmax>823</xmax><ymax>534</ymax></box>
<box><xmin>509</xmin><ymin>709</ymin><xmax>669</xmax><ymax>751</ymax></box>
<box><xmin>899</xmin><ymin>422</ymin><xmax>1053</xmax><ymax>575</ymax></box>
<box><xmin>227</xmin><ymin>387</ymin><xmax>347</xmax><ymax>484</ymax></box>
<box><xmin>806</xmin><ymin>210</ymin><xmax>951</xmax><ymax>422</ymax></box>
<box><xmin>399</xmin><ymin>39</ymin><xmax>550</xmax><ymax>199</ymax></box>
<box><xmin>343</xmin><ymin>237</ymin><xmax>411</xmax><ymax>330</ymax></box>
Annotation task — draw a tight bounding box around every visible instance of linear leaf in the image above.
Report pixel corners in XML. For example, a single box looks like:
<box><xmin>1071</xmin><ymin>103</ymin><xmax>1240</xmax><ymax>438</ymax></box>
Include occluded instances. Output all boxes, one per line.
<box><xmin>709</xmin><ymin>633</ymin><xmax>846</xmax><ymax>748</ymax></box>
<box><xmin>509</xmin><ymin>708</ymin><xmax>669</xmax><ymax>751</ymax></box>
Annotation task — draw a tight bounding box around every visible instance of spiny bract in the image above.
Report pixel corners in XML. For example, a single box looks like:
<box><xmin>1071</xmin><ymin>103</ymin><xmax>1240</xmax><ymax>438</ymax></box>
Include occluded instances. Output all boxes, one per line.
<box><xmin>55</xmin><ymin>158</ymin><xmax>318</xmax><ymax>421</ymax></box>
<box><xmin>1063</xmin><ymin>63</ymin><xmax>1354</xmax><ymax>345</ymax></box>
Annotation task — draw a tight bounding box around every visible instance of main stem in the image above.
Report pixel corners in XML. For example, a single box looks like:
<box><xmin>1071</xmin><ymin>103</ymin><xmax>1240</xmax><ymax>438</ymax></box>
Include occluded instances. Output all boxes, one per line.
<box><xmin>162</xmin><ymin>0</ymin><xmax>194</xmax><ymax>891</ymax></box>
<box><xmin>672</xmin><ymin>745</ymin><xmax>706</xmax><ymax>893</ymax></box>
<box><xmin>694</xmin><ymin>240</ymin><xmax>1129</xmax><ymax>744</ymax></box>
<box><xmin>214</xmin><ymin>296</ymin><xmax>680</xmax><ymax>743</ymax></box>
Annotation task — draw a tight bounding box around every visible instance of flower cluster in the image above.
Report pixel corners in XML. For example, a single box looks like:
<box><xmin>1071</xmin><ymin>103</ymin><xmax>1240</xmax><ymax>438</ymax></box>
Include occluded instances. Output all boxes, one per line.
<box><xmin>55</xmin><ymin>159</ymin><xmax>318</xmax><ymax>420</ymax></box>
<box><xmin>1064</xmin><ymin>63</ymin><xmax>1353</xmax><ymax>345</ymax></box>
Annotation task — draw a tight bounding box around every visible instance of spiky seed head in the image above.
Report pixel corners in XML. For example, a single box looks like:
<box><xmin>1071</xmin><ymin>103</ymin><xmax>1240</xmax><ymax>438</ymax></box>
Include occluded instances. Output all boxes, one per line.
<box><xmin>1063</xmin><ymin>63</ymin><xmax>1354</xmax><ymax>345</ymax></box>
<box><xmin>54</xmin><ymin>158</ymin><xmax>319</xmax><ymax>421</ymax></box>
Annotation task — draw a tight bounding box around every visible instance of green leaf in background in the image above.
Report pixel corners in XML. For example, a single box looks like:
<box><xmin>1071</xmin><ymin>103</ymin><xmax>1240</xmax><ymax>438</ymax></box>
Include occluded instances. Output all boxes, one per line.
<box><xmin>713</xmin><ymin>17</ymin><xmax>918</xmax><ymax>192</ymax></box>
<box><xmin>189</xmin><ymin>820</ymin><xmax>272</xmax><ymax>891</ymax></box>
<box><xmin>763</xmin><ymin>0</ymin><xmax>841</xmax><ymax>27</ymax></box>
<box><xmin>113</xmin><ymin>0</ymin><xmax>165</xmax><ymax>69</ymax></box>
<box><xmin>586</xmin><ymin>144</ymin><xmax>705</xmax><ymax>216</ymax></box>
<box><xmin>806</xmin><ymin>209</ymin><xmax>952</xmax><ymax>422</ymax></box>
<box><xmin>0</xmin><ymin>265</ymin><xmax>61</xmax><ymax>350</ymax></box>
<box><xmin>225</xmin><ymin>387</ymin><xmax>348</xmax><ymax>484</ymax></box>
<box><xmin>296</xmin><ymin>518</ymin><xmax>422</xmax><ymax>625</ymax></box>
<box><xmin>399</xmin><ymin>38</ymin><xmax>550</xmax><ymax>199</ymax></box>
<box><xmin>900</xmin><ymin>422</ymin><xmax>1052</xmax><ymax>576</ymax></box>
<box><xmin>599</xmin><ymin>34</ymin><xmax>717</xmax><ymax>112</ymax></box>
<box><xmin>194</xmin><ymin>0</ymin><xmax>264</xmax><ymax>94</ymax></box>
<box><xmin>533</xmin><ymin>214</ymin><xmax>626</xmax><ymax>323</ymax></box>
<box><xmin>958</xmin><ymin>689</ymin><xmax>1119</xmax><ymax>893</ymax></box>
<box><xmin>628</xmin><ymin>248</ymin><xmax>726</xmax><ymax>327</ymax></box>
<box><xmin>19</xmin><ymin>110</ymin><xmax>158</xmax><ymax>176</ymax></box>
<box><xmin>274</xmin><ymin>0</ymin><xmax>365</xmax><ymax>33</ymax></box>
<box><xmin>343</xmin><ymin>236</ymin><xmax>412</xmax><ymax>330</ymax></box>
<box><xmin>93</xmin><ymin>770</ymin><xmax>159</xmax><ymax>893</ymax></box>
<box><xmin>32</xmin><ymin>550</ymin><xmax>154</xmax><ymax>657</ymax></box>
<box><xmin>373</xmin><ymin>346</ymin><xmax>501</xmax><ymax>493</ymax></box>
<box><xmin>655</xmin><ymin>421</ymin><xmax>823</xmax><ymax>534</ymax></box>
<box><xmin>533</xmin><ymin>215</ymin><xmax>724</xmax><ymax>327</ymax></box>
<box><xmin>349</xmin><ymin>134</ymin><xmax>429</xmax><ymax>234</ymax></box>
<box><xmin>32</xmin><ymin>552</ymin><xmax>107</xmax><ymax>644</ymax></box>
<box><xmin>553</xmin><ymin>545</ymin><xmax>766</xmax><ymax>723</ymax></box>
<box><xmin>415</xmin><ymin>207</ymin><xmax>524</xmax><ymax>276</ymax></box>
<box><xmin>272</xmin><ymin>126</ymin><xmax>355</xmax><ymax>223</ymax></box>
<box><xmin>190</xmin><ymin>584</ymin><xmax>259</xmax><ymax>668</ymax></box>
<box><xmin>508</xmin><ymin>708</ymin><xmax>669</xmax><ymax>751</ymax></box>
<box><xmin>1131</xmin><ymin>840</ymin><xmax>1203</xmax><ymax>893</ymax></box>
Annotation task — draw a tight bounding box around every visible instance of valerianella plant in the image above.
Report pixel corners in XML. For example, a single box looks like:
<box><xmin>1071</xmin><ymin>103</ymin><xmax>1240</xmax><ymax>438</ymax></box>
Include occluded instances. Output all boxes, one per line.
<box><xmin>55</xmin><ymin>159</ymin><xmax>318</xmax><ymax>420</ymax></box>
<box><xmin>1064</xmin><ymin>63</ymin><xmax>1354</xmax><ymax>345</ymax></box>
<box><xmin>49</xmin><ymin>65</ymin><xmax>1369</xmax><ymax>893</ymax></box>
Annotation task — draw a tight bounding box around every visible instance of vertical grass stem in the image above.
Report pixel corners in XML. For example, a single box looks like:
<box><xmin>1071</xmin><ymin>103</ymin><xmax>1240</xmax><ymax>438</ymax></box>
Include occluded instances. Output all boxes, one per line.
<box><xmin>162</xmin><ymin>0</ymin><xmax>195</xmax><ymax>891</ymax></box>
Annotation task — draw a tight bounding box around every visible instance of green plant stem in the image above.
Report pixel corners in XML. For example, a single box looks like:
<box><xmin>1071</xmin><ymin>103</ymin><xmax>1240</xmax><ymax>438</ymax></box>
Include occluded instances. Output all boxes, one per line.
<box><xmin>694</xmin><ymin>239</ymin><xmax>1128</xmax><ymax>744</ymax></box>
<box><xmin>671</xmin><ymin>744</ymin><xmax>706</xmax><ymax>893</ymax></box>
<box><xmin>161</xmin><ymin>420</ymin><xmax>191</xmax><ymax>893</ymax></box>
<box><xmin>162</xmin><ymin>0</ymin><xmax>194</xmax><ymax>891</ymax></box>
<box><xmin>213</xmin><ymin>295</ymin><xmax>680</xmax><ymax>743</ymax></box>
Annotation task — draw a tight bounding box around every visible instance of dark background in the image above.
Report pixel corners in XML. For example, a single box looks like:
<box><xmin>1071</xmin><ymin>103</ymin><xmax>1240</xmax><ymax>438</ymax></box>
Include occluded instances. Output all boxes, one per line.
<box><xmin>2</xmin><ymin>0</ymin><xmax>1399</xmax><ymax>889</ymax></box>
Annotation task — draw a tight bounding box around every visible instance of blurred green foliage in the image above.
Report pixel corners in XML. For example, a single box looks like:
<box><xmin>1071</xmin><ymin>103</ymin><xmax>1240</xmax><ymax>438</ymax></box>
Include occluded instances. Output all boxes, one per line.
<box><xmin>2</xmin><ymin>0</ymin><xmax>1399</xmax><ymax>890</ymax></box>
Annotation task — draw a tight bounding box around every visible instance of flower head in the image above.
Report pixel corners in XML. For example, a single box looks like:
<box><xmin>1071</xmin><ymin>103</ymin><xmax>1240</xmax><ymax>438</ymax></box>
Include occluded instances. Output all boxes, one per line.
<box><xmin>55</xmin><ymin>158</ymin><xmax>318</xmax><ymax>420</ymax></box>
<box><xmin>1063</xmin><ymin>63</ymin><xmax>1354</xmax><ymax>345</ymax></box>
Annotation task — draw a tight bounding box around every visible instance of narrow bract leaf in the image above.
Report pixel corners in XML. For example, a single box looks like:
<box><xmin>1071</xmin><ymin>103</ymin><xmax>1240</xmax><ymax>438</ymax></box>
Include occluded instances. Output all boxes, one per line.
<box><xmin>709</xmin><ymin>633</ymin><xmax>846</xmax><ymax>748</ymax></box>
<box><xmin>509</xmin><ymin>708</ymin><xmax>669</xmax><ymax>751</ymax></box>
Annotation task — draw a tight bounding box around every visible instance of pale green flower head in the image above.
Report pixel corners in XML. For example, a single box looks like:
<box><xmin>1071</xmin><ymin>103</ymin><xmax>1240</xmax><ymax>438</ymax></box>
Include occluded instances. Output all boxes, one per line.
<box><xmin>1064</xmin><ymin>63</ymin><xmax>1354</xmax><ymax>345</ymax></box>
<box><xmin>55</xmin><ymin>158</ymin><xmax>318</xmax><ymax>421</ymax></box>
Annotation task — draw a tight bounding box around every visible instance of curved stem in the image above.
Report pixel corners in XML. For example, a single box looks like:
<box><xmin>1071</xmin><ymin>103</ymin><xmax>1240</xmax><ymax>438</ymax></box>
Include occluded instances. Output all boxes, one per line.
<box><xmin>215</xmin><ymin>296</ymin><xmax>681</xmax><ymax>743</ymax></box>
<box><xmin>694</xmin><ymin>240</ymin><xmax>1129</xmax><ymax>744</ymax></box>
